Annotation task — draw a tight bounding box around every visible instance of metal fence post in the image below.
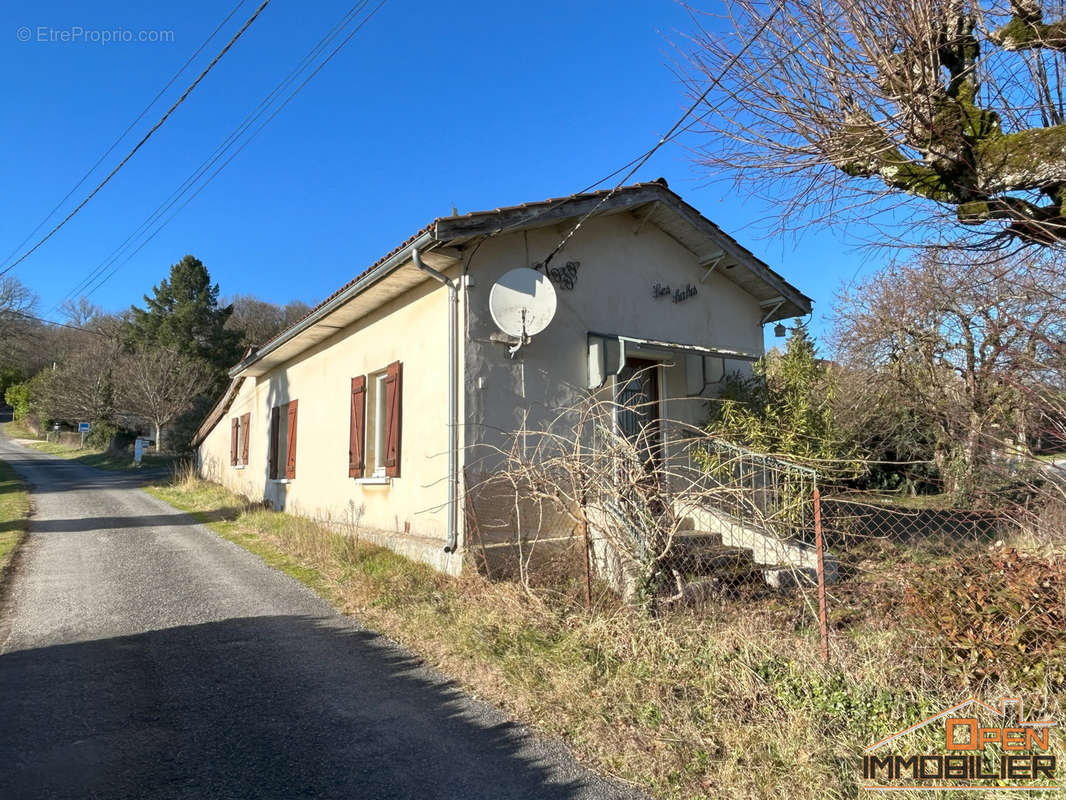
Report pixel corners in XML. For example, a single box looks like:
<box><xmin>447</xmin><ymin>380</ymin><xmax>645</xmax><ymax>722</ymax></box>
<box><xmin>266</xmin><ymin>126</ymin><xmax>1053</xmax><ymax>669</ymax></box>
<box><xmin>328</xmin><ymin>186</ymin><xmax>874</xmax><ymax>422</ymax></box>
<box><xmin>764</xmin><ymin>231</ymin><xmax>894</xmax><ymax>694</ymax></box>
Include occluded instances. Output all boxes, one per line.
<box><xmin>814</xmin><ymin>486</ymin><xmax>829</xmax><ymax>663</ymax></box>
<box><xmin>581</xmin><ymin>506</ymin><xmax>592</xmax><ymax>609</ymax></box>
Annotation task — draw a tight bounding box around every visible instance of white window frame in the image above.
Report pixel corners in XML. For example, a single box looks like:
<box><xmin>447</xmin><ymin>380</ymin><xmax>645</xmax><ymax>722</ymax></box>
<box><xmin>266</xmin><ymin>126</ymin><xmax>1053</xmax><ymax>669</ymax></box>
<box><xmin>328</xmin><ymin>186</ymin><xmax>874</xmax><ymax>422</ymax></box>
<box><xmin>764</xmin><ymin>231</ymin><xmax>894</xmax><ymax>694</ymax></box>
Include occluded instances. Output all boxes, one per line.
<box><xmin>236</xmin><ymin>416</ymin><xmax>248</xmax><ymax>468</ymax></box>
<box><xmin>369</xmin><ymin>371</ymin><xmax>388</xmax><ymax>478</ymax></box>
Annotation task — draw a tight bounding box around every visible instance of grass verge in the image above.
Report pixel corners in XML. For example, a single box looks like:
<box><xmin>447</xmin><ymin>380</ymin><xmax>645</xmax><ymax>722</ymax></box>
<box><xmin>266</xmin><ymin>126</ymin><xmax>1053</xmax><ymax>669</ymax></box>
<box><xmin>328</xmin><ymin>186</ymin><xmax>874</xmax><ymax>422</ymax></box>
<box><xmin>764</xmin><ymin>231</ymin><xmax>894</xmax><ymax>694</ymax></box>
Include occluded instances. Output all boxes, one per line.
<box><xmin>20</xmin><ymin>439</ymin><xmax>176</xmax><ymax>471</ymax></box>
<box><xmin>1</xmin><ymin>420</ymin><xmax>40</xmax><ymax>441</ymax></box>
<box><xmin>147</xmin><ymin>474</ymin><xmax>1063</xmax><ymax>799</ymax></box>
<box><xmin>0</xmin><ymin>458</ymin><xmax>31</xmax><ymax>582</ymax></box>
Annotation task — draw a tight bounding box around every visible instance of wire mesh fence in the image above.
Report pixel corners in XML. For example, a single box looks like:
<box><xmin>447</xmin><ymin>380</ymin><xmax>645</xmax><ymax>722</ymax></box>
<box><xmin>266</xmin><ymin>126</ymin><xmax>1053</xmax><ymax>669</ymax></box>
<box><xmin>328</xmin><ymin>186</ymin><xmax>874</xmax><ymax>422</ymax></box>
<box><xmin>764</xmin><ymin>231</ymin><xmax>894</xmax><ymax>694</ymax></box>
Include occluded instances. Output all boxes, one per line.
<box><xmin>461</xmin><ymin>391</ymin><xmax>1053</xmax><ymax>663</ymax></box>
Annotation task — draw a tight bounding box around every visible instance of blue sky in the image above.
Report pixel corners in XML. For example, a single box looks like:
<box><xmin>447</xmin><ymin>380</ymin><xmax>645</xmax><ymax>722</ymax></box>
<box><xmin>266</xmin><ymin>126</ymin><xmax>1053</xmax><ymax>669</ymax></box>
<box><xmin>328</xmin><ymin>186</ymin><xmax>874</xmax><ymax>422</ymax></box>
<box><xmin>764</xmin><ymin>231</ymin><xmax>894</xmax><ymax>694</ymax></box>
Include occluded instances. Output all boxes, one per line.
<box><xmin>1</xmin><ymin>0</ymin><xmax>888</xmax><ymax>347</ymax></box>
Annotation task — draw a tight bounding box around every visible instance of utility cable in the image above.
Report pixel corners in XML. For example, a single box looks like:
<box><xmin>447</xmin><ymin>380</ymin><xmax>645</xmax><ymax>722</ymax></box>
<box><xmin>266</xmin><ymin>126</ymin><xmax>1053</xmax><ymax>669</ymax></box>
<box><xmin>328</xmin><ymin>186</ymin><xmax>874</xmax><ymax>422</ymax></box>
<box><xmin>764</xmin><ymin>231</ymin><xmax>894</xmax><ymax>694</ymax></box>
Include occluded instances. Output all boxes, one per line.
<box><xmin>81</xmin><ymin>0</ymin><xmax>388</xmax><ymax>301</ymax></box>
<box><xmin>539</xmin><ymin>0</ymin><xmax>785</xmax><ymax>268</ymax></box>
<box><xmin>59</xmin><ymin>0</ymin><xmax>373</xmax><ymax>305</ymax></box>
<box><xmin>0</xmin><ymin>0</ymin><xmax>272</xmax><ymax>278</ymax></box>
<box><xmin>0</xmin><ymin>0</ymin><xmax>250</xmax><ymax>272</ymax></box>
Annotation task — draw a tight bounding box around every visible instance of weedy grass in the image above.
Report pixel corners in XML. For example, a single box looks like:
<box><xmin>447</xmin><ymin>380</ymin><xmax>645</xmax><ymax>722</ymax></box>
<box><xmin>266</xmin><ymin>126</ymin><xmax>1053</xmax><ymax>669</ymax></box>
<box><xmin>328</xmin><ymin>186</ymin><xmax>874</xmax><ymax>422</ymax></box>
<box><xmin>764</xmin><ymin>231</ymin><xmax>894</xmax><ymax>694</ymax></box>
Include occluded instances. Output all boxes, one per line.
<box><xmin>21</xmin><ymin>439</ymin><xmax>175</xmax><ymax>471</ymax></box>
<box><xmin>147</xmin><ymin>471</ymin><xmax>1065</xmax><ymax>800</ymax></box>
<box><xmin>0</xmin><ymin>459</ymin><xmax>31</xmax><ymax>579</ymax></box>
<box><xmin>1</xmin><ymin>420</ymin><xmax>40</xmax><ymax>441</ymax></box>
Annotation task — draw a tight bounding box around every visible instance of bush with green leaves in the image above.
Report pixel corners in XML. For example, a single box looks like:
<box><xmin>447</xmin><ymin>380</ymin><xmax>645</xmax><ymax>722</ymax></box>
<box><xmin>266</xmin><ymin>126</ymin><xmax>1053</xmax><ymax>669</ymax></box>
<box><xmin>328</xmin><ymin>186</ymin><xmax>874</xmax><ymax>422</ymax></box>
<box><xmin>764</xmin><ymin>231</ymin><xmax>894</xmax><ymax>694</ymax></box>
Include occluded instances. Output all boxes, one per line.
<box><xmin>85</xmin><ymin>421</ymin><xmax>119</xmax><ymax>450</ymax></box>
<box><xmin>4</xmin><ymin>380</ymin><xmax>32</xmax><ymax>421</ymax></box>
<box><xmin>702</xmin><ymin>325</ymin><xmax>861</xmax><ymax>481</ymax></box>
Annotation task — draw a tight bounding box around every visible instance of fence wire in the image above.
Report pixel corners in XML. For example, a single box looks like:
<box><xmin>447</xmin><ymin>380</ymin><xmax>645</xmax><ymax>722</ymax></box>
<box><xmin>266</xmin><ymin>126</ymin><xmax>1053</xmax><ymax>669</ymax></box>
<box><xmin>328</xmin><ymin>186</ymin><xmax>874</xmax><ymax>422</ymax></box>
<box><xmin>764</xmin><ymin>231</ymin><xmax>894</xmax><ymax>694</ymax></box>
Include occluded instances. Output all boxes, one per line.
<box><xmin>461</xmin><ymin>395</ymin><xmax>1050</xmax><ymax>663</ymax></box>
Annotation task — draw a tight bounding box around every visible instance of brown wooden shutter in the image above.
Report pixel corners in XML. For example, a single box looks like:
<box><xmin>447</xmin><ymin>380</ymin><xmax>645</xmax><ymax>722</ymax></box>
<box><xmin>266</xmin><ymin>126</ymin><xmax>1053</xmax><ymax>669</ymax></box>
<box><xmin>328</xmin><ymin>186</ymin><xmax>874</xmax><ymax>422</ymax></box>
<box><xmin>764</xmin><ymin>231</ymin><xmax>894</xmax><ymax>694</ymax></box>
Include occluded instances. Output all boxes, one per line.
<box><xmin>230</xmin><ymin>418</ymin><xmax>239</xmax><ymax>466</ymax></box>
<box><xmin>285</xmin><ymin>400</ymin><xmax>298</xmax><ymax>480</ymax></box>
<box><xmin>269</xmin><ymin>406</ymin><xmax>280</xmax><ymax>479</ymax></box>
<box><xmin>349</xmin><ymin>376</ymin><xmax>366</xmax><ymax>477</ymax></box>
<box><xmin>384</xmin><ymin>361</ymin><xmax>402</xmax><ymax>477</ymax></box>
<box><xmin>240</xmin><ymin>413</ymin><xmax>251</xmax><ymax>465</ymax></box>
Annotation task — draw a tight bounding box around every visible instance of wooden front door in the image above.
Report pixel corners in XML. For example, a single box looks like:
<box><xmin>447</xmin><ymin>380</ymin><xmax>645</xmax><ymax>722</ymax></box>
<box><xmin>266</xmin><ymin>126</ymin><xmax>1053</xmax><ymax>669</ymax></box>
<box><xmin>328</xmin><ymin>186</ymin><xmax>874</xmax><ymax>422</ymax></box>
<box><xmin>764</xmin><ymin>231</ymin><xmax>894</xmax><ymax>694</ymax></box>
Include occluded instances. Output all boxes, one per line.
<box><xmin>616</xmin><ymin>357</ymin><xmax>662</xmax><ymax>467</ymax></box>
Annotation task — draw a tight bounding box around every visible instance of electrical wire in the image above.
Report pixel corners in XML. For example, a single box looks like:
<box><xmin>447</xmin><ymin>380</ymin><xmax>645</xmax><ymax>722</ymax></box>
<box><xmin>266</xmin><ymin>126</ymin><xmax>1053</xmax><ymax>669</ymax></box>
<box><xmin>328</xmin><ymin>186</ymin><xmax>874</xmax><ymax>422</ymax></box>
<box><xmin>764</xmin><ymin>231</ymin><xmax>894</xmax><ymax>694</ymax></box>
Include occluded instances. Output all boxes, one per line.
<box><xmin>58</xmin><ymin>0</ymin><xmax>375</xmax><ymax>306</ymax></box>
<box><xmin>0</xmin><ymin>0</ymin><xmax>250</xmax><ymax>273</ymax></box>
<box><xmin>0</xmin><ymin>0</ymin><xmax>273</xmax><ymax>278</ymax></box>
<box><xmin>78</xmin><ymin>0</ymin><xmax>388</xmax><ymax>302</ymax></box>
<box><xmin>3</xmin><ymin>309</ymin><xmax>107</xmax><ymax>336</ymax></box>
<box><xmin>539</xmin><ymin>0</ymin><xmax>785</xmax><ymax>268</ymax></box>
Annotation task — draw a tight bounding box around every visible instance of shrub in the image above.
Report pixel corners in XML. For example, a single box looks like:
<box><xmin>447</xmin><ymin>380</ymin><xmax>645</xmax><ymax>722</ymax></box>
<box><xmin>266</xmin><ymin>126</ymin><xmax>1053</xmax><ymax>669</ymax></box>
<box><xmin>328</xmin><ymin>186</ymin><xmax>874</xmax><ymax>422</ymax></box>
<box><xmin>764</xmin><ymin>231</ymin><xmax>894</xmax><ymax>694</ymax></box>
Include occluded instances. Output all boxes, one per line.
<box><xmin>702</xmin><ymin>324</ymin><xmax>861</xmax><ymax>480</ymax></box>
<box><xmin>903</xmin><ymin>546</ymin><xmax>1066</xmax><ymax>691</ymax></box>
<box><xmin>4</xmin><ymin>381</ymin><xmax>32</xmax><ymax>421</ymax></box>
<box><xmin>85</xmin><ymin>420</ymin><xmax>119</xmax><ymax>450</ymax></box>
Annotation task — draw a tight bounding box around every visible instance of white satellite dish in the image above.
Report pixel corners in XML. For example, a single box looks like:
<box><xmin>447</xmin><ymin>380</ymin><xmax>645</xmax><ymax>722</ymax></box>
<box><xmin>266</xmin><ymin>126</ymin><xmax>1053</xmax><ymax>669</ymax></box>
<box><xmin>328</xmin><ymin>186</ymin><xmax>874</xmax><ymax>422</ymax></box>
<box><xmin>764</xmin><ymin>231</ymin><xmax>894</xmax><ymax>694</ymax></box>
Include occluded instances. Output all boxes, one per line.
<box><xmin>488</xmin><ymin>268</ymin><xmax>557</xmax><ymax>345</ymax></box>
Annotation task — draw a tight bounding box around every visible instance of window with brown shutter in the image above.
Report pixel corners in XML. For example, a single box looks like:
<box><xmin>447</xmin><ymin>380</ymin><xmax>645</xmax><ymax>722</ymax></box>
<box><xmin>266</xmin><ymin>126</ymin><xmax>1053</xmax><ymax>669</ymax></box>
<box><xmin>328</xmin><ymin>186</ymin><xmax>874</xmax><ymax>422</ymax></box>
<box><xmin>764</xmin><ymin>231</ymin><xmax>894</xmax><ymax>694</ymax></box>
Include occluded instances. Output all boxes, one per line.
<box><xmin>269</xmin><ymin>406</ymin><xmax>280</xmax><ymax>479</ymax></box>
<box><xmin>356</xmin><ymin>363</ymin><xmax>402</xmax><ymax>480</ymax></box>
<box><xmin>285</xmin><ymin>400</ymin><xmax>298</xmax><ymax>480</ymax></box>
<box><xmin>239</xmin><ymin>413</ymin><xmax>251</xmax><ymax>466</ymax></box>
<box><xmin>349</xmin><ymin>376</ymin><xmax>366</xmax><ymax>477</ymax></box>
<box><xmin>384</xmin><ymin>360</ymin><xmax>402</xmax><ymax>478</ymax></box>
<box><xmin>230</xmin><ymin>417</ymin><xmax>239</xmax><ymax>466</ymax></box>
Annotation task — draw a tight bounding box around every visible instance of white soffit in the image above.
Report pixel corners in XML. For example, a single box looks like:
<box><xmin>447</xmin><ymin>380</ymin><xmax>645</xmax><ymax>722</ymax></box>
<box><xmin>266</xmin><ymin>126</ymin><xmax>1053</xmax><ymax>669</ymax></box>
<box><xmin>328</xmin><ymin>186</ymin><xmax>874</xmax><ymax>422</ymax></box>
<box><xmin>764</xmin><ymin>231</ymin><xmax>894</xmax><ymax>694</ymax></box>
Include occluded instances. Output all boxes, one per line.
<box><xmin>241</xmin><ymin>259</ymin><xmax>451</xmax><ymax>376</ymax></box>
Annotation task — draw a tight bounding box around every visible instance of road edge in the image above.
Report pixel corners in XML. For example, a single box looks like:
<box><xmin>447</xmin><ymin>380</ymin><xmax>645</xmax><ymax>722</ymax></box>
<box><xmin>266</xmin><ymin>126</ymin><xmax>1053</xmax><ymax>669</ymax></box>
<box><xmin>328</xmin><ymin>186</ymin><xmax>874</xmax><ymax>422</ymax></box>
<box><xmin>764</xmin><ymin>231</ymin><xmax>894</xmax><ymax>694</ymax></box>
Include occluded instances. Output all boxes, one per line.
<box><xmin>0</xmin><ymin>455</ymin><xmax>33</xmax><ymax>650</ymax></box>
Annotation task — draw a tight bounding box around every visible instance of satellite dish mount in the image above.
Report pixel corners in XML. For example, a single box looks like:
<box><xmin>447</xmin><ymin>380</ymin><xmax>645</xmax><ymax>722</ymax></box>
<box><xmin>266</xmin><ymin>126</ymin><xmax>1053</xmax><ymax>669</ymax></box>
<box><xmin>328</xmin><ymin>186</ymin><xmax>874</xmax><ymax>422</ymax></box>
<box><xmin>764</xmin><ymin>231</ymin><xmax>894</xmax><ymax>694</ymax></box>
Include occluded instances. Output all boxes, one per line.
<box><xmin>488</xmin><ymin>267</ymin><xmax>558</xmax><ymax>358</ymax></box>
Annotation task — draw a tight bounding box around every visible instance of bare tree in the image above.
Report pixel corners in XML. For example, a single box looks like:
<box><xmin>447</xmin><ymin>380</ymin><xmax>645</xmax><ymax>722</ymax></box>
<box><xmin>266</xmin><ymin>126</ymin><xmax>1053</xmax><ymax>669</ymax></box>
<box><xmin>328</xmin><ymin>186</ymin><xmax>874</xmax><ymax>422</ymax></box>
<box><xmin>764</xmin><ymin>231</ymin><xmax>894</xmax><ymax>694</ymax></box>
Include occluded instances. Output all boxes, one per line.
<box><xmin>34</xmin><ymin>335</ymin><xmax>123</xmax><ymax>425</ymax></box>
<box><xmin>0</xmin><ymin>275</ymin><xmax>37</xmax><ymax>339</ymax></box>
<box><xmin>119</xmin><ymin>346</ymin><xmax>213</xmax><ymax>451</ymax></box>
<box><xmin>831</xmin><ymin>249</ymin><xmax>1066</xmax><ymax>497</ymax></box>
<box><xmin>59</xmin><ymin>297</ymin><xmax>104</xmax><ymax>329</ymax></box>
<box><xmin>224</xmin><ymin>294</ymin><xmax>312</xmax><ymax>349</ymax></box>
<box><xmin>682</xmin><ymin>0</ymin><xmax>1066</xmax><ymax>249</ymax></box>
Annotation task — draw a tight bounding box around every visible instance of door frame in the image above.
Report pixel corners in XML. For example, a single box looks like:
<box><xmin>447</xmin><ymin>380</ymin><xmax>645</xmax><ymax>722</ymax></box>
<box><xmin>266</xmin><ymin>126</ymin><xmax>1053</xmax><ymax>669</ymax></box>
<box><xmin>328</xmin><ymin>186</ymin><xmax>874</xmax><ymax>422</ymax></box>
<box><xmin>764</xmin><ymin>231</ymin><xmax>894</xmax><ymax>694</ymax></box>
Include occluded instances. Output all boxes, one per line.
<box><xmin>613</xmin><ymin>356</ymin><xmax>667</xmax><ymax>467</ymax></box>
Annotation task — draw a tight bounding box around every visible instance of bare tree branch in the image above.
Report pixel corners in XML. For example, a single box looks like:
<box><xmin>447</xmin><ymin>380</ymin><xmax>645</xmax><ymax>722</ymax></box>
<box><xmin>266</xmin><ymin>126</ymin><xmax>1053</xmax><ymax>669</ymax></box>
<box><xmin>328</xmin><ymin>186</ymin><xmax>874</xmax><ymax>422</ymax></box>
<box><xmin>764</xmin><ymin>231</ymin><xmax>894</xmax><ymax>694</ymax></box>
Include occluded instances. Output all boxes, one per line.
<box><xmin>682</xmin><ymin>0</ymin><xmax>1066</xmax><ymax>249</ymax></box>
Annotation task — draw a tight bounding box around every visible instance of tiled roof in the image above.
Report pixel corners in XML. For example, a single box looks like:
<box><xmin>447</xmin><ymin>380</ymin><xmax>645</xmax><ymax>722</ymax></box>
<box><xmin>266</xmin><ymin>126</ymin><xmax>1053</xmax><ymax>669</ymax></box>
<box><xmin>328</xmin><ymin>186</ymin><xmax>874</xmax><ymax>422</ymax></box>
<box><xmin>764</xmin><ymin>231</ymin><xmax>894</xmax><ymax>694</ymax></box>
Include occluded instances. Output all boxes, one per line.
<box><xmin>257</xmin><ymin>183</ymin><xmax>677</xmax><ymax>352</ymax></box>
<box><xmin>240</xmin><ymin>180</ymin><xmax>810</xmax><ymax>366</ymax></box>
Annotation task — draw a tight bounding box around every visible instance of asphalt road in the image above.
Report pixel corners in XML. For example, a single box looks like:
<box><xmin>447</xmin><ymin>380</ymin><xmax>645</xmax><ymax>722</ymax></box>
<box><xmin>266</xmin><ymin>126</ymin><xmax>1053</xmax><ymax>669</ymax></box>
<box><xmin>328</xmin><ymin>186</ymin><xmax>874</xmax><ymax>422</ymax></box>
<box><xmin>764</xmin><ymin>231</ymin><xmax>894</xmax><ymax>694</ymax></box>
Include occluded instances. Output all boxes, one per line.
<box><xmin>0</xmin><ymin>435</ymin><xmax>642</xmax><ymax>800</ymax></box>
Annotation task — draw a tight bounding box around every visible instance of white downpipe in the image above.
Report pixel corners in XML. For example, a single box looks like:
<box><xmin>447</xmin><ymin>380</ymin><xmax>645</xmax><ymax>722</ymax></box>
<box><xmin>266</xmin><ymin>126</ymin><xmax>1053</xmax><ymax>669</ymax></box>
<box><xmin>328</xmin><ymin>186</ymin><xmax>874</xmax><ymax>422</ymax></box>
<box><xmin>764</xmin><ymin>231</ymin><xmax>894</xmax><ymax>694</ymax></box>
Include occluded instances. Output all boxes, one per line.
<box><xmin>412</xmin><ymin>248</ymin><xmax>459</xmax><ymax>553</ymax></box>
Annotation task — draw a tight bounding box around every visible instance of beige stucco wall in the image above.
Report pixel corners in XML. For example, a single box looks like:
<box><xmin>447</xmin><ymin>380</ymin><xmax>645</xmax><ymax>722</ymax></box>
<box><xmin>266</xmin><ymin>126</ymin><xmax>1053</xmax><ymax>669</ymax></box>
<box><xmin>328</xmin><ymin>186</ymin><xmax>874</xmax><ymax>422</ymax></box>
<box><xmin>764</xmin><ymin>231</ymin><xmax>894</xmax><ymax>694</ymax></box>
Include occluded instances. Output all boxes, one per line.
<box><xmin>197</xmin><ymin>209</ymin><xmax>780</xmax><ymax>574</ymax></box>
<box><xmin>461</xmin><ymin>212</ymin><xmax>765</xmax><ymax>468</ymax></box>
<box><xmin>198</xmin><ymin>275</ymin><xmax>456</xmax><ymax>567</ymax></box>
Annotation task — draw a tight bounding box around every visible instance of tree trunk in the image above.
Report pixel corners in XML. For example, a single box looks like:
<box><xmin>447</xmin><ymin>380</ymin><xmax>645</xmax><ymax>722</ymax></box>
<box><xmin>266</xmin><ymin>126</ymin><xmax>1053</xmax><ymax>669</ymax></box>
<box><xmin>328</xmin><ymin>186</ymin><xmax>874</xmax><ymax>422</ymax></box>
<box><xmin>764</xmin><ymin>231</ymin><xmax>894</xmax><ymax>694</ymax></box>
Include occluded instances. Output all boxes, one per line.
<box><xmin>953</xmin><ymin>412</ymin><xmax>985</xmax><ymax>503</ymax></box>
<box><xmin>154</xmin><ymin>422</ymin><xmax>162</xmax><ymax>452</ymax></box>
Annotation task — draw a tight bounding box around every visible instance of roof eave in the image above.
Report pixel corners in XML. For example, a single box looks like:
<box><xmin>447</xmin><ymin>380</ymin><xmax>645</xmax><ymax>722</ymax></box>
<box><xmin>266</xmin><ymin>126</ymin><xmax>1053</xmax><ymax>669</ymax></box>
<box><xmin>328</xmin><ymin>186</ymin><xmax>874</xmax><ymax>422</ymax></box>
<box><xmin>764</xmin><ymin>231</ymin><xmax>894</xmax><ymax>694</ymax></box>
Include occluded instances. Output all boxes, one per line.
<box><xmin>228</xmin><ymin>230</ymin><xmax>437</xmax><ymax>378</ymax></box>
<box><xmin>650</xmin><ymin>192</ymin><xmax>812</xmax><ymax>321</ymax></box>
<box><xmin>433</xmin><ymin>184</ymin><xmax>812</xmax><ymax>322</ymax></box>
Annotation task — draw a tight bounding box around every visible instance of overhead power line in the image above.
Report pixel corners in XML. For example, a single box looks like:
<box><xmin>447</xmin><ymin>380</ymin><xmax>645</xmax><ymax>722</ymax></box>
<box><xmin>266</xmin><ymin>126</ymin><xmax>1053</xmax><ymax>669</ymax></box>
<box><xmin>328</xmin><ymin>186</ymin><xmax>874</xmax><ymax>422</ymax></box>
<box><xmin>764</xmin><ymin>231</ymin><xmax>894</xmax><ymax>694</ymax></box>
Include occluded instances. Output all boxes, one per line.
<box><xmin>0</xmin><ymin>0</ymin><xmax>250</xmax><ymax>274</ymax></box>
<box><xmin>0</xmin><ymin>0</ymin><xmax>272</xmax><ymax>279</ymax></box>
<box><xmin>59</xmin><ymin>0</ymin><xmax>375</xmax><ymax>305</ymax></box>
<box><xmin>4</xmin><ymin>309</ymin><xmax>107</xmax><ymax>336</ymax></box>
<box><xmin>538</xmin><ymin>1</ymin><xmax>785</xmax><ymax>269</ymax></box>
<box><xmin>69</xmin><ymin>0</ymin><xmax>388</xmax><ymax>303</ymax></box>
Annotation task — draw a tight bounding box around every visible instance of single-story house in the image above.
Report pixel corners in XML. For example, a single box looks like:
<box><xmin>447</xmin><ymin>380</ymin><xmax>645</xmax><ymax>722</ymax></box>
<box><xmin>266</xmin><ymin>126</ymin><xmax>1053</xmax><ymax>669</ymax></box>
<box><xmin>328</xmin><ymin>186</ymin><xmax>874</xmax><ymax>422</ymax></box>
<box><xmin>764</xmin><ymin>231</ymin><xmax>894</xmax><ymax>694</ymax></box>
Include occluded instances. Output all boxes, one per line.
<box><xmin>192</xmin><ymin>180</ymin><xmax>812</xmax><ymax>574</ymax></box>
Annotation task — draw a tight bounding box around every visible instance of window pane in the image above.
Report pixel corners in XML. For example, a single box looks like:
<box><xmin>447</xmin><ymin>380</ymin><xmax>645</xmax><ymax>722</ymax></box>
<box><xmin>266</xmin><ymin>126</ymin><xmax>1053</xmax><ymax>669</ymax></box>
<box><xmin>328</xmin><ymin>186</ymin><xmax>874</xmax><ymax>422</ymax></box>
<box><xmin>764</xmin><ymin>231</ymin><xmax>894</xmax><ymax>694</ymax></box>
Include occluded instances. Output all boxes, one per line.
<box><xmin>276</xmin><ymin>404</ymin><xmax>289</xmax><ymax>473</ymax></box>
<box><xmin>374</xmin><ymin>373</ymin><xmax>387</xmax><ymax>474</ymax></box>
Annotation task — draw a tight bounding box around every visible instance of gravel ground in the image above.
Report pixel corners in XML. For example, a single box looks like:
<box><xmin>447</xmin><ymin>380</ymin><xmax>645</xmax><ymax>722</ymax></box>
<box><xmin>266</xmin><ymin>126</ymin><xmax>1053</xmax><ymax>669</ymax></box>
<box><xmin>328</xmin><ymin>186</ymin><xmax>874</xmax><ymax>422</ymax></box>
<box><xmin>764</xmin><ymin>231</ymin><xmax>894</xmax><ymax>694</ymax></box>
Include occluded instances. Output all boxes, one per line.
<box><xmin>0</xmin><ymin>435</ymin><xmax>643</xmax><ymax>800</ymax></box>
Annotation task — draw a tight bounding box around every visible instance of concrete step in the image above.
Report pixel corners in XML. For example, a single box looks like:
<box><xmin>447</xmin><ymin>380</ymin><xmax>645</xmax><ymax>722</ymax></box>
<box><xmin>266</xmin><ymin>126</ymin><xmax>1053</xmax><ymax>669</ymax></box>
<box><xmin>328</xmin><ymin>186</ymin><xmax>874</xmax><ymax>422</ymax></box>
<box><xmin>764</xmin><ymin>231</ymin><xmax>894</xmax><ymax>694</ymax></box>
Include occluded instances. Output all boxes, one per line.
<box><xmin>672</xmin><ymin>531</ymin><xmax>723</xmax><ymax>548</ymax></box>
<box><xmin>662</xmin><ymin>541</ymin><xmax>759</xmax><ymax>579</ymax></box>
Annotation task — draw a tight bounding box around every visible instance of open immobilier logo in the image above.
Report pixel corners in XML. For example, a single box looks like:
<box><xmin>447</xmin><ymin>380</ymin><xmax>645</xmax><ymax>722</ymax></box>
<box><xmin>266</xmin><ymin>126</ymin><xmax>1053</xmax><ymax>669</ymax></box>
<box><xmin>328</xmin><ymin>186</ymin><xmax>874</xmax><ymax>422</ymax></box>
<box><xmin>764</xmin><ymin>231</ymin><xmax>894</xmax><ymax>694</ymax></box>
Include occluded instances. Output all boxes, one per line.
<box><xmin>862</xmin><ymin>697</ymin><xmax>1059</xmax><ymax>792</ymax></box>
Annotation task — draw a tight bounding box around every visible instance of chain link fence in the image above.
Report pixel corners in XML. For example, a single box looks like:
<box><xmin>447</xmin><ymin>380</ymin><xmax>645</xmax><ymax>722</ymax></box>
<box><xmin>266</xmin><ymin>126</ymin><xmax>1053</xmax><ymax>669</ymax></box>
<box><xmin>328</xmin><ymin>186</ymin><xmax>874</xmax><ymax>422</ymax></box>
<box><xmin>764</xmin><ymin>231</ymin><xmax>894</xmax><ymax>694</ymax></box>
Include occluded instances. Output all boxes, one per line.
<box><xmin>462</xmin><ymin>394</ymin><xmax>1057</xmax><ymax>663</ymax></box>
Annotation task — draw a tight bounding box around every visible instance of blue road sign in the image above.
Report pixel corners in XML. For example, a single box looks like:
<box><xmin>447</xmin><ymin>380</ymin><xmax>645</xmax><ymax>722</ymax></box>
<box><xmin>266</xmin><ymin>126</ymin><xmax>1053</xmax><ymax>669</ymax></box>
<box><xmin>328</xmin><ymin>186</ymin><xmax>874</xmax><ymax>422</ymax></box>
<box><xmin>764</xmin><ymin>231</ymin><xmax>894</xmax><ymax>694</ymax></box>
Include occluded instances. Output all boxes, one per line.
<box><xmin>78</xmin><ymin>422</ymin><xmax>91</xmax><ymax>433</ymax></box>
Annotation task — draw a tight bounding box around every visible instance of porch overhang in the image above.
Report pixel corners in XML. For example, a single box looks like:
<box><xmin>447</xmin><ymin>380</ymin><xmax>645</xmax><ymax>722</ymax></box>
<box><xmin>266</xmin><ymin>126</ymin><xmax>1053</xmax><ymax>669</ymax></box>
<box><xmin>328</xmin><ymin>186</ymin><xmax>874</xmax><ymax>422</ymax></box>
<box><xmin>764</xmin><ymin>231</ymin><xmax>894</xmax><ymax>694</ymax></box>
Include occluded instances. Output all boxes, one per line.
<box><xmin>586</xmin><ymin>332</ymin><xmax>760</xmax><ymax>394</ymax></box>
